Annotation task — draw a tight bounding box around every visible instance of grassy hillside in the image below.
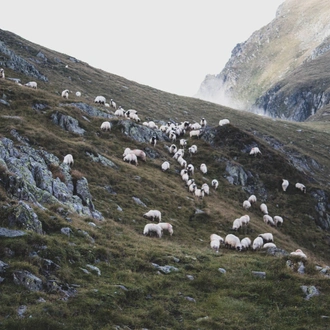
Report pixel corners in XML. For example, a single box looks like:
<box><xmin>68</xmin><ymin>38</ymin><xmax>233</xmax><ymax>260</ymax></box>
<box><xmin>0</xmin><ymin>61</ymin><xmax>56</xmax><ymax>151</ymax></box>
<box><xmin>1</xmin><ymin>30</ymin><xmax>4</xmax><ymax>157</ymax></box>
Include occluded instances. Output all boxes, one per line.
<box><xmin>0</xmin><ymin>30</ymin><xmax>330</xmax><ymax>329</ymax></box>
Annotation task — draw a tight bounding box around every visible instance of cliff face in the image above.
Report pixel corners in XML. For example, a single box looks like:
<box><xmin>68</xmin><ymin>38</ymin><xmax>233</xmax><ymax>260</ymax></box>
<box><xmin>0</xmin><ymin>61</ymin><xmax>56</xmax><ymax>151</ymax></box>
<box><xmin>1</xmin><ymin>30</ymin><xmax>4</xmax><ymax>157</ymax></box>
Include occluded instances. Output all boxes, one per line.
<box><xmin>196</xmin><ymin>0</ymin><xmax>330</xmax><ymax>121</ymax></box>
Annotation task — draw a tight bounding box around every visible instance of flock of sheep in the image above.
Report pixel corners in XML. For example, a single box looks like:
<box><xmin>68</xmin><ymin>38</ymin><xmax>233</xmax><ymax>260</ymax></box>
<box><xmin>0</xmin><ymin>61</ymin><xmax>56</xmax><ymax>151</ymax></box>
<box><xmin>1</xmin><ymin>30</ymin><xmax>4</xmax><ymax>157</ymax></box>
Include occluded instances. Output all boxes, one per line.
<box><xmin>2</xmin><ymin>68</ymin><xmax>308</xmax><ymax>260</ymax></box>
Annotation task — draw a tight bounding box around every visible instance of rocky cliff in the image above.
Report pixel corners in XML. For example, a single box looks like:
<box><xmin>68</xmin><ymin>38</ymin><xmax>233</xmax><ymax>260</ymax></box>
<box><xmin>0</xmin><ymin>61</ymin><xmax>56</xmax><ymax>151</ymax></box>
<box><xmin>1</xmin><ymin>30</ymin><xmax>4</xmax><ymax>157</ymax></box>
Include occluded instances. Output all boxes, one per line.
<box><xmin>196</xmin><ymin>0</ymin><xmax>330</xmax><ymax>121</ymax></box>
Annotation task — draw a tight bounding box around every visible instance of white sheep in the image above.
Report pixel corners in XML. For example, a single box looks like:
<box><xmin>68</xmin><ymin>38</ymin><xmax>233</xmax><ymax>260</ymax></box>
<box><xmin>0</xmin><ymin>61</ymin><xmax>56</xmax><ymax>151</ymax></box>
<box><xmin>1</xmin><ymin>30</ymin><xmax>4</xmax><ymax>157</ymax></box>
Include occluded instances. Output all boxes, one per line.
<box><xmin>232</xmin><ymin>218</ymin><xmax>242</xmax><ymax>231</ymax></box>
<box><xmin>173</xmin><ymin>149</ymin><xmax>184</xmax><ymax>160</ymax></box>
<box><xmin>94</xmin><ymin>95</ymin><xmax>106</xmax><ymax>104</ymax></box>
<box><xmin>123</xmin><ymin>153</ymin><xmax>138</xmax><ymax>166</ymax></box>
<box><xmin>169</xmin><ymin>144</ymin><xmax>178</xmax><ymax>154</ymax></box>
<box><xmin>0</xmin><ymin>68</ymin><xmax>5</xmax><ymax>79</ymax></box>
<box><xmin>240</xmin><ymin>214</ymin><xmax>250</xmax><ymax>226</ymax></box>
<box><xmin>201</xmin><ymin>183</ymin><xmax>210</xmax><ymax>195</ymax></box>
<box><xmin>189</xmin><ymin>183</ymin><xmax>197</xmax><ymax>193</ymax></box>
<box><xmin>76</xmin><ymin>91</ymin><xmax>81</xmax><ymax>97</ymax></box>
<box><xmin>290</xmin><ymin>249</ymin><xmax>307</xmax><ymax>260</ymax></box>
<box><xmin>63</xmin><ymin>154</ymin><xmax>74</xmax><ymax>166</ymax></box>
<box><xmin>105</xmin><ymin>103</ymin><xmax>110</xmax><ymax>107</ymax></box>
<box><xmin>295</xmin><ymin>183</ymin><xmax>306</xmax><ymax>193</ymax></box>
<box><xmin>210</xmin><ymin>239</ymin><xmax>221</xmax><ymax>253</ymax></box>
<box><xmin>181</xmin><ymin>171</ymin><xmax>189</xmax><ymax>183</ymax></box>
<box><xmin>258</xmin><ymin>233</ymin><xmax>274</xmax><ymax>243</ymax></box>
<box><xmin>179</xmin><ymin>139</ymin><xmax>187</xmax><ymax>148</ymax></box>
<box><xmin>188</xmin><ymin>145</ymin><xmax>197</xmax><ymax>156</ymax></box>
<box><xmin>25</xmin><ymin>81</ymin><xmax>37</xmax><ymax>89</ymax></box>
<box><xmin>187</xmin><ymin>178</ymin><xmax>195</xmax><ymax>187</ymax></box>
<box><xmin>263</xmin><ymin>215</ymin><xmax>275</xmax><ymax>226</ymax></box>
<box><xmin>147</xmin><ymin>121</ymin><xmax>158</xmax><ymax>129</ymax></box>
<box><xmin>190</xmin><ymin>129</ymin><xmax>201</xmax><ymax>138</ymax></box>
<box><xmin>123</xmin><ymin>148</ymin><xmax>146</xmax><ymax>161</ymax></box>
<box><xmin>260</xmin><ymin>203</ymin><xmax>268</xmax><ymax>215</ymax></box>
<box><xmin>250</xmin><ymin>147</ymin><xmax>261</xmax><ymax>156</ymax></box>
<box><xmin>225</xmin><ymin>234</ymin><xmax>242</xmax><ymax>251</ymax></box>
<box><xmin>177</xmin><ymin>156</ymin><xmax>187</xmax><ymax>168</ymax></box>
<box><xmin>115</xmin><ymin>106</ymin><xmax>126</xmax><ymax>117</ymax></box>
<box><xmin>100</xmin><ymin>121</ymin><xmax>111</xmax><ymax>131</ymax></box>
<box><xmin>200</xmin><ymin>163</ymin><xmax>207</xmax><ymax>174</ymax></box>
<box><xmin>240</xmin><ymin>237</ymin><xmax>252</xmax><ymax>250</ymax></box>
<box><xmin>187</xmin><ymin>164</ymin><xmax>194</xmax><ymax>176</ymax></box>
<box><xmin>190</xmin><ymin>122</ymin><xmax>202</xmax><ymax>130</ymax></box>
<box><xmin>110</xmin><ymin>99</ymin><xmax>117</xmax><ymax>110</ymax></box>
<box><xmin>248</xmin><ymin>195</ymin><xmax>257</xmax><ymax>203</ymax></box>
<box><xmin>219</xmin><ymin>119</ymin><xmax>230</xmax><ymax>126</ymax></box>
<box><xmin>61</xmin><ymin>89</ymin><xmax>69</xmax><ymax>99</ymax></box>
<box><xmin>130</xmin><ymin>113</ymin><xmax>141</xmax><ymax>122</ymax></box>
<box><xmin>143</xmin><ymin>210</ymin><xmax>162</xmax><ymax>222</ymax></box>
<box><xmin>211</xmin><ymin>179</ymin><xmax>219</xmax><ymax>189</ymax></box>
<box><xmin>150</xmin><ymin>136</ymin><xmax>157</xmax><ymax>147</ymax></box>
<box><xmin>210</xmin><ymin>234</ymin><xmax>224</xmax><ymax>244</ymax></box>
<box><xmin>143</xmin><ymin>223</ymin><xmax>162</xmax><ymax>238</ymax></box>
<box><xmin>273</xmin><ymin>216</ymin><xmax>283</xmax><ymax>227</ymax></box>
<box><xmin>200</xmin><ymin>118</ymin><xmax>207</xmax><ymax>127</ymax></box>
<box><xmin>243</xmin><ymin>200</ymin><xmax>251</xmax><ymax>210</ymax></box>
<box><xmin>161</xmin><ymin>161</ymin><xmax>170</xmax><ymax>171</ymax></box>
<box><xmin>158</xmin><ymin>222</ymin><xmax>173</xmax><ymax>236</ymax></box>
<box><xmin>282</xmin><ymin>179</ymin><xmax>289</xmax><ymax>192</ymax></box>
<box><xmin>252</xmin><ymin>237</ymin><xmax>264</xmax><ymax>250</ymax></box>
<box><xmin>194</xmin><ymin>187</ymin><xmax>205</xmax><ymax>199</ymax></box>
<box><xmin>125</xmin><ymin>109</ymin><xmax>138</xmax><ymax>118</ymax></box>
<box><xmin>262</xmin><ymin>243</ymin><xmax>277</xmax><ymax>249</ymax></box>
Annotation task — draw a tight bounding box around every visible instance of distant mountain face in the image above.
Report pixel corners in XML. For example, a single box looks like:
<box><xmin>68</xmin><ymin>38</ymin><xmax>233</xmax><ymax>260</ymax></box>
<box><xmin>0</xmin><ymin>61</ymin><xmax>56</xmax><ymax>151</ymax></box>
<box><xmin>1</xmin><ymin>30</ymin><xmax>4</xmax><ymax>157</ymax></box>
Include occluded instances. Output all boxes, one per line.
<box><xmin>195</xmin><ymin>0</ymin><xmax>330</xmax><ymax>121</ymax></box>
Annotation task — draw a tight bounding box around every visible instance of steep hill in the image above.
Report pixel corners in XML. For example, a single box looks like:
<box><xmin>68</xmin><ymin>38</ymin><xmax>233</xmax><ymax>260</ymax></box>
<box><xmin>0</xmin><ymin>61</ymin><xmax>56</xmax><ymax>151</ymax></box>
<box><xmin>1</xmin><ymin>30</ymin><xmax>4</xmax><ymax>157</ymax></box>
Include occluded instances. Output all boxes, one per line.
<box><xmin>1</xmin><ymin>29</ymin><xmax>330</xmax><ymax>329</ymax></box>
<box><xmin>196</xmin><ymin>0</ymin><xmax>330</xmax><ymax>122</ymax></box>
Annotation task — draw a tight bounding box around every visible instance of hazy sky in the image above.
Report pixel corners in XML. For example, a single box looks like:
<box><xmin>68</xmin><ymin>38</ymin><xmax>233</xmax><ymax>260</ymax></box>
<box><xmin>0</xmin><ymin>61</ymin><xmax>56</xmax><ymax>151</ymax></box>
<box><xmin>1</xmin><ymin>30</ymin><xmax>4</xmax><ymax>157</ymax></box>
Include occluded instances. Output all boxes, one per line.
<box><xmin>2</xmin><ymin>0</ymin><xmax>284</xmax><ymax>97</ymax></box>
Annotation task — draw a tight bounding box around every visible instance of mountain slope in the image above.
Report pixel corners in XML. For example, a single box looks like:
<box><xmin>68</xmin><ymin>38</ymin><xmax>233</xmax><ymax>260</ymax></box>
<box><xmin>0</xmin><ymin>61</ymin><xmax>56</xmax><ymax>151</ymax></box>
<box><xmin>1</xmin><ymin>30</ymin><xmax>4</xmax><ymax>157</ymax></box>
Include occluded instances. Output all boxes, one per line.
<box><xmin>0</xmin><ymin>29</ymin><xmax>330</xmax><ymax>329</ymax></box>
<box><xmin>196</xmin><ymin>0</ymin><xmax>330</xmax><ymax>121</ymax></box>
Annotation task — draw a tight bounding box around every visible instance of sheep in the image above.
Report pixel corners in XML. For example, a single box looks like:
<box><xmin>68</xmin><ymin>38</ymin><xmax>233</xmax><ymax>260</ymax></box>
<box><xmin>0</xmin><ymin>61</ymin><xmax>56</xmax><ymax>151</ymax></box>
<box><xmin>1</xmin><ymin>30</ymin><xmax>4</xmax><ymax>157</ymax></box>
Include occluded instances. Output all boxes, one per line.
<box><xmin>158</xmin><ymin>222</ymin><xmax>173</xmax><ymax>236</ymax></box>
<box><xmin>187</xmin><ymin>178</ymin><xmax>195</xmax><ymax>187</ymax></box>
<box><xmin>210</xmin><ymin>234</ymin><xmax>224</xmax><ymax>244</ymax></box>
<box><xmin>63</xmin><ymin>154</ymin><xmax>74</xmax><ymax>166</ymax></box>
<box><xmin>123</xmin><ymin>153</ymin><xmax>138</xmax><ymax>166</ymax></box>
<box><xmin>105</xmin><ymin>103</ymin><xmax>110</xmax><ymax>107</ymax></box>
<box><xmin>188</xmin><ymin>144</ymin><xmax>197</xmax><ymax>156</ymax></box>
<box><xmin>200</xmin><ymin>118</ymin><xmax>207</xmax><ymax>127</ymax></box>
<box><xmin>94</xmin><ymin>95</ymin><xmax>106</xmax><ymax>104</ymax></box>
<box><xmin>130</xmin><ymin>113</ymin><xmax>141</xmax><ymax>122</ymax></box>
<box><xmin>173</xmin><ymin>149</ymin><xmax>184</xmax><ymax>160</ymax></box>
<box><xmin>258</xmin><ymin>233</ymin><xmax>274</xmax><ymax>243</ymax></box>
<box><xmin>110</xmin><ymin>99</ymin><xmax>117</xmax><ymax>110</ymax></box>
<box><xmin>150</xmin><ymin>136</ymin><xmax>158</xmax><ymax>147</ymax></box>
<box><xmin>240</xmin><ymin>237</ymin><xmax>252</xmax><ymax>250</ymax></box>
<box><xmin>250</xmin><ymin>147</ymin><xmax>261</xmax><ymax>156</ymax></box>
<box><xmin>282</xmin><ymin>179</ymin><xmax>289</xmax><ymax>192</ymax></box>
<box><xmin>262</xmin><ymin>243</ymin><xmax>277</xmax><ymax>249</ymax></box>
<box><xmin>177</xmin><ymin>156</ymin><xmax>187</xmax><ymax>168</ymax></box>
<box><xmin>252</xmin><ymin>237</ymin><xmax>264</xmax><ymax>250</ymax></box>
<box><xmin>161</xmin><ymin>161</ymin><xmax>170</xmax><ymax>171</ymax></box>
<box><xmin>25</xmin><ymin>81</ymin><xmax>37</xmax><ymax>89</ymax></box>
<box><xmin>168</xmin><ymin>131</ymin><xmax>177</xmax><ymax>142</ymax></box>
<box><xmin>248</xmin><ymin>195</ymin><xmax>257</xmax><ymax>203</ymax></box>
<box><xmin>201</xmin><ymin>183</ymin><xmax>210</xmax><ymax>195</ymax></box>
<box><xmin>143</xmin><ymin>210</ymin><xmax>162</xmax><ymax>222</ymax></box>
<box><xmin>200</xmin><ymin>163</ymin><xmax>207</xmax><ymax>174</ymax></box>
<box><xmin>123</xmin><ymin>148</ymin><xmax>147</xmax><ymax>162</ymax></box>
<box><xmin>263</xmin><ymin>215</ymin><xmax>275</xmax><ymax>226</ymax></box>
<box><xmin>189</xmin><ymin>183</ymin><xmax>197</xmax><ymax>193</ymax></box>
<box><xmin>147</xmin><ymin>121</ymin><xmax>158</xmax><ymax>129</ymax></box>
<box><xmin>179</xmin><ymin>139</ymin><xmax>187</xmax><ymax>148</ymax></box>
<box><xmin>240</xmin><ymin>215</ymin><xmax>250</xmax><ymax>226</ymax></box>
<box><xmin>225</xmin><ymin>234</ymin><xmax>242</xmax><ymax>251</ymax></box>
<box><xmin>187</xmin><ymin>164</ymin><xmax>194</xmax><ymax>176</ymax></box>
<box><xmin>274</xmin><ymin>216</ymin><xmax>283</xmax><ymax>227</ymax></box>
<box><xmin>295</xmin><ymin>183</ymin><xmax>306</xmax><ymax>193</ymax></box>
<box><xmin>190</xmin><ymin>129</ymin><xmax>201</xmax><ymax>138</ymax></box>
<box><xmin>260</xmin><ymin>203</ymin><xmax>268</xmax><ymax>214</ymax></box>
<box><xmin>219</xmin><ymin>119</ymin><xmax>230</xmax><ymax>126</ymax></box>
<box><xmin>0</xmin><ymin>68</ymin><xmax>5</xmax><ymax>79</ymax></box>
<box><xmin>190</xmin><ymin>122</ymin><xmax>202</xmax><ymax>130</ymax></box>
<box><xmin>61</xmin><ymin>89</ymin><xmax>69</xmax><ymax>99</ymax></box>
<box><xmin>76</xmin><ymin>91</ymin><xmax>81</xmax><ymax>97</ymax></box>
<box><xmin>194</xmin><ymin>187</ymin><xmax>205</xmax><ymax>199</ymax></box>
<box><xmin>181</xmin><ymin>171</ymin><xmax>189</xmax><ymax>183</ymax></box>
<box><xmin>125</xmin><ymin>109</ymin><xmax>138</xmax><ymax>118</ymax></box>
<box><xmin>114</xmin><ymin>106</ymin><xmax>126</xmax><ymax>117</ymax></box>
<box><xmin>143</xmin><ymin>223</ymin><xmax>162</xmax><ymax>238</ymax></box>
<box><xmin>210</xmin><ymin>239</ymin><xmax>221</xmax><ymax>253</ymax></box>
<box><xmin>100</xmin><ymin>121</ymin><xmax>111</xmax><ymax>131</ymax></box>
<box><xmin>211</xmin><ymin>179</ymin><xmax>219</xmax><ymax>189</ymax></box>
<box><xmin>232</xmin><ymin>218</ymin><xmax>242</xmax><ymax>231</ymax></box>
<box><xmin>290</xmin><ymin>249</ymin><xmax>307</xmax><ymax>260</ymax></box>
<box><xmin>169</xmin><ymin>144</ymin><xmax>178</xmax><ymax>154</ymax></box>
<box><xmin>243</xmin><ymin>200</ymin><xmax>251</xmax><ymax>210</ymax></box>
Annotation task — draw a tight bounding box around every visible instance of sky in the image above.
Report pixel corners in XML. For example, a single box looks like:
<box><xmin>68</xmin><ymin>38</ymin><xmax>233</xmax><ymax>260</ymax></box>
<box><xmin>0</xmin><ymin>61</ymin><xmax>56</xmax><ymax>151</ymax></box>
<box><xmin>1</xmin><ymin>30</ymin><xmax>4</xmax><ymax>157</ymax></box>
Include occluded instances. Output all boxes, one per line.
<box><xmin>2</xmin><ymin>0</ymin><xmax>284</xmax><ymax>97</ymax></box>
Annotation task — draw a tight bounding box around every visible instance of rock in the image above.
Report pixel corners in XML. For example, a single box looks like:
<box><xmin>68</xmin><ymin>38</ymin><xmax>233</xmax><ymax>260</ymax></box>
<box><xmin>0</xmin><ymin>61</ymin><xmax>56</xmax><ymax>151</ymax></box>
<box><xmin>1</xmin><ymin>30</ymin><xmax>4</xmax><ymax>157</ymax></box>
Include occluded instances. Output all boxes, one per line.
<box><xmin>13</xmin><ymin>270</ymin><xmax>43</xmax><ymax>291</ymax></box>
<box><xmin>86</xmin><ymin>264</ymin><xmax>101</xmax><ymax>276</ymax></box>
<box><xmin>0</xmin><ymin>260</ymin><xmax>9</xmax><ymax>273</ymax></box>
<box><xmin>218</xmin><ymin>268</ymin><xmax>226</xmax><ymax>274</ymax></box>
<box><xmin>184</xmin><ymin>296</ymin><xmax>196</xmax><ymax>303</ymax></box>
<box><xmin>17</xmin><ymin>305</ymin><xmax>27</xmax><ymax>318</ymax></box>
<box><xmin>252</xmin><ymin>271</ymin><xmax>266</xmax><ymax>279</ymax></box>
<box><xmin>0</xmin><ymin>227</ymin><xmax>26</xmax><ymax>237</ymax></box>
<box><xmin>61</xmin><ymin>227</ymin><xmax>73</xmax><ymax>236</ymax></box>
<box><xmin>51</xmin><ymin>111</ymin><xmax>86</xmax><ymax>135</ymax></box>
<box><xmin>186</xmin><ymin>275</ymin><xmax>194</xmax><ymax>280</ymax></box>
<box><xmin>68</xmin><ymin>102</ymin><xmax>113</xmax><ymax>119</ymax></box>
<box><xmin>151</xmin><ymin>263</ymin><xmax>179</xmax><ymax>274</ymax></box>
<box><xmin>132</xmin><ymin>197</ymin><xmax>147</xmax><ymax>207</ymax></box>
<box><xmin>301</xmin><ymin>285</ymin><xmax>320</xmax><ymax>300</ymax></box>
<box><xmin>85</xmin><ymin>152</ymin><xmax>119</xmax><ymax>169</ymax></box>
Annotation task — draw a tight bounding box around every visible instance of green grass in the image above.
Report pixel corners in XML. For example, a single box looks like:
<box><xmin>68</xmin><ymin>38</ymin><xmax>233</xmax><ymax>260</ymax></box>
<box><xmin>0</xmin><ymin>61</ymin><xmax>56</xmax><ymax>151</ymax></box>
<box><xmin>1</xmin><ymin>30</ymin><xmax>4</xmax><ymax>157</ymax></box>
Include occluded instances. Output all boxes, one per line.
<box><xmin>0</xmin><ymin>29</ymin><xmax>330</xmax><ymax>329</ymax></box>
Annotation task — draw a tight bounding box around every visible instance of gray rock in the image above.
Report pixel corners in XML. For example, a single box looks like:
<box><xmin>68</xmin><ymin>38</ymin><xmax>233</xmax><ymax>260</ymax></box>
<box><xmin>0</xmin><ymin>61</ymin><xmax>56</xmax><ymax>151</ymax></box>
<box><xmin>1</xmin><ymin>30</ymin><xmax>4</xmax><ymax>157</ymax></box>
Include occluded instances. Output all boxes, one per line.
<box><xmin>132</xmin><ymin>197</ymin><xmax>147</xmax><ymax>207</ymax></box>
<box><xmin>0</xmin><ymin>260</ymin><xmax>9</xmax><ymax>273</ymax></box>
<box><xmin>61</xmin><ymin>227</ymin><xmax>73</xmax><ymax>236</ymax></box>
<box><xmin>186</xmin><ymin>275</ymin><xmax>194</xmax><ymax>280</ymax></box>
<box><xmin>86</xmin><ymin>264</ymin><xmax>101</xmax><ymax>276</ymax></box>
<box><xmin>17</xmin><ymin>305</ymin><xmax>27</xmax><ymax>318</ymax></box>
<box><xmin>252</xmin><ymin>271</ymin><xmax>266</xmax><ymax>279</ymax></box>
<box><xmin>218</xmin><ymin>268</ymin><xmax>226</xmax><ymax>274</ymax></box>
<box><xmin>301</xmin><ymin>285</ymin><xmax>320</xmax><ymax>300</ymax></box>
<box><xmin>51</xmin><ymin>111</ymin><xmax>86</xmax><ymax>135</ymax></box>
<box><xmin>151</xmin><ymin>263</ymin><xmax>179</xmax><ymax>274</ymax></box>
<box><xmin>0</xmin><ymin>227</ymin><xmax>26</xmax><ymax>237</ymax></box>
<box><xmin>13</xmin><ymin>270</ymin><xmax>43</xmax><ymax>291</ymax></box>
<box><xmin>85</xmin><ymin>152</ymin><xmax>119</xmax><ymax>169</ymax></box>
